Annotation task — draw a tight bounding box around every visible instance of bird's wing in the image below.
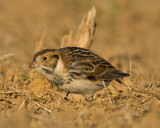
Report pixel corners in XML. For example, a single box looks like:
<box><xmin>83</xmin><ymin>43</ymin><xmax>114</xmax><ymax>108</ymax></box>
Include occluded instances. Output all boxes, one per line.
<box><xmin>59</xmin><ymin>47</ymin><xmax>129</xmax><ymax>80</ymax></box>
<box><xmin>72</xmin><ymin>59</ymin><xmax>130</xmax><ymax>80</ymax></box>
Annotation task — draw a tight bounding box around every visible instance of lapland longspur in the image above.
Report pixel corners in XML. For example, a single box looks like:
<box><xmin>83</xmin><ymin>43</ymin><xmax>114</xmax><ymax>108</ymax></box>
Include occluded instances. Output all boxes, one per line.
<box><xmin>29</xmin><ymin>47</ymin><xmax>130</xmax><ymax>100</ymax></box>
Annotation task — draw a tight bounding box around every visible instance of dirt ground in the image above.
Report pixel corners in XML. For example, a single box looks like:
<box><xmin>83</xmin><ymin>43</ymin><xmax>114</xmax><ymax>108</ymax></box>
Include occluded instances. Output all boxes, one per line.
<box><xmin>0</xmin><ymin>0</ymin><xmax>160</xmax><ymax>128</ymax></box>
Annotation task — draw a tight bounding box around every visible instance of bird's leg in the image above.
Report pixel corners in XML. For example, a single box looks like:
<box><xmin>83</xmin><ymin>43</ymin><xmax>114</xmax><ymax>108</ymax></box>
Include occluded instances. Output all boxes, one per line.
<box><xmin>95</xmin><ymin>94</ymin><xmax>101</xmax><ymax>100</ymax></box>
<box><xmin>64</xmin><ymin>92</ymin><xmax>70</xmax><ymax>100</ymax></box>
<box><xmin>91</xmin><ymin>95</ymin><xmax>94</xmax><ymax>101</ymax></box>
<box><xmin>85</xmin><ymin>95</ymin><xmax>94</xmax><ymax>101</ymax></box>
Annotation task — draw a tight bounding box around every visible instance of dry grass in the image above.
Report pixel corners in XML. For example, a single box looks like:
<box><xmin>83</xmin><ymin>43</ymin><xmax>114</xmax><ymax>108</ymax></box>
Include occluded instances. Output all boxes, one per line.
<box><xmin>0</xmin><ymin>53</ymin><xmax>14</xmax><ymax>63</ymax></box>
<box><xmin>0</xmin><ymin>0</ymin><xmax>160</xmax><ymax>128</ymax></box>
<box><xmin>61</xmin><ymin>6</ymin><xmax>96</xmax><ymax>49</ymax></box>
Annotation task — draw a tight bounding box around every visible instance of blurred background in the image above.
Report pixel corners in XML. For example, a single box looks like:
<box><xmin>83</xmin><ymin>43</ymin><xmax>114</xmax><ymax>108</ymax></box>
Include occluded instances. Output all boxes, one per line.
<box><xmin>0</xmin><ymin>1</ymin><xmax>159</xmax><ymax>60</ymax></box>
<box><xmin>1</xmin><ymin>0</ymin><xmax>160</xmax><ymax>89</ymax></box>
<box><xmin>0</xmin><ymin>0</ymin><xmax>160</xmax><ymax>127</ymax></box>
<box><xmin>0</xmin><ymin>0</ymin><xmax>160</xmax><ymax>72</ymax></box>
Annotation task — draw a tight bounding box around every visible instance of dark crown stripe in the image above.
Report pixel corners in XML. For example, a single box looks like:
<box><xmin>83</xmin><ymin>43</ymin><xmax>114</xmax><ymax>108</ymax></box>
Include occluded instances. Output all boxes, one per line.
<box><xmin>33</xmin><ymin>49</ymin><xmax>56</xmax><ymax>60</ymax></box>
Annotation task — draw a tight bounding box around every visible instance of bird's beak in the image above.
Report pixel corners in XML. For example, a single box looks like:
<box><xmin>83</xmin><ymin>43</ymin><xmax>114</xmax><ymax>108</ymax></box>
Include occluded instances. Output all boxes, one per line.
<box><xmin>29</xmin><ymin>61</ymin><xmax>39</xmax><ymax>68</ymax></box>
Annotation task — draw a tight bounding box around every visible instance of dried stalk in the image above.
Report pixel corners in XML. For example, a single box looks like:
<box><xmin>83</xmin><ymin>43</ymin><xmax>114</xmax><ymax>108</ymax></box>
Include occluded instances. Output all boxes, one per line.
<box><xmin>61</xmin><ymin>31</ymin><xmax>73</xmax><ymax>48</ymax></box>
<box><xmin>0</xmin><ymin>90</ymin><xmax>20</xmax><ymax>94</ymax></box>
<box><xmin>35</xmin><ymin>102</ymin><xmax>52</xmax><ymax>113</ymax></box>
<box><xmin>35</xmin><ymin>30</ymin><xmax>46</xmax><ymax>53</ymax></box>
<box><xmin>61</xmin><ymin>6</ymin><xmax>96</xmax><ymax>49</ymax></box>
<box><xmin>19</xmin><ymin>100</ymin><xmax>25</xmax><ymax>110</ymax></box>
<box><xmin>75</xmin><ymin>6</ymin><xmax>96</xmax><ymax>49</ymax></box>
<box><xmin>102</xmin><ymin>80</ymin><xmax>112</xmax><ymax>104</ymax></box>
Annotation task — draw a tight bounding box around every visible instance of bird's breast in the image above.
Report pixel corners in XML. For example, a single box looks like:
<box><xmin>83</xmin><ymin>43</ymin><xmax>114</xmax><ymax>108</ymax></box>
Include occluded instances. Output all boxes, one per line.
<box><xmin>58</xmin><ymin>79</ymin><xmax>105</xmax><ymax>95</ymax></box>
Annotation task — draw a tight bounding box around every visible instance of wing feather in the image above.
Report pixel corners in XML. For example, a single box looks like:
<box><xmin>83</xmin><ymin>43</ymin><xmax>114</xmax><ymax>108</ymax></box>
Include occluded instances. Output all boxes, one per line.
<box><xmin>59</xmin><ymin>47</ymin><xmax>129</xmax><ymax>80</ymax></box>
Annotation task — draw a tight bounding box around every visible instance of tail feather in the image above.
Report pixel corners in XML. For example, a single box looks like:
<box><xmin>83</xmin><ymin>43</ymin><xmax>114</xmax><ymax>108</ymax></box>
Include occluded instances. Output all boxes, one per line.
<box><xmin>96</xmin><ymin>70</ymin><xmax>130</xmax><ymax>80</ymax></box>
<box><xmin>114</xmin><ymin>70</ymin><xmax>130</xmax><ymax>77</ymax></box>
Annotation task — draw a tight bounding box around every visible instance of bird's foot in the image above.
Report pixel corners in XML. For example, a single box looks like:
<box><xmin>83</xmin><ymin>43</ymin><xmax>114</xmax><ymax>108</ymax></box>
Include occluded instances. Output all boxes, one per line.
<box><xmin>64</xmin><ymin>96</ymin><xmax>69</xmax><ymax>101</ymax></box>
<box><xmin>64</xmin><ymin>92</ymin><xmax>70</xmax><ymax>101</ymax></box>
<box><xmin>85</xmin><ymin>95</ymin><xmax>94</xmax><ymax>102</ymax></box>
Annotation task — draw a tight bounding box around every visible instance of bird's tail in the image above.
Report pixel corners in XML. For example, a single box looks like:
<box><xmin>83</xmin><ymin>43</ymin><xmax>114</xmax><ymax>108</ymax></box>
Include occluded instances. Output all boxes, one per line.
<box><xmin>113</xmin><ymin>70</ymin><xmax>130</xmax><ymax>77</ymax></box>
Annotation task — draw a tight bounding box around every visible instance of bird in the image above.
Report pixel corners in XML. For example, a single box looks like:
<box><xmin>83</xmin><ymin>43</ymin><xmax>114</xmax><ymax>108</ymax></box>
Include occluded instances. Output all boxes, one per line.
<box><xmin>29</xmin><ymin>47</ymin><xmax>131</xmax><ymax>100</ymax></box>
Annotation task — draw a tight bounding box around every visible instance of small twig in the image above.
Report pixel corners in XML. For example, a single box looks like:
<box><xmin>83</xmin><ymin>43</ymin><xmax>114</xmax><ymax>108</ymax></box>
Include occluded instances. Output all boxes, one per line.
<box><xmin>145</xmin><ymin>82</ymin><xmax>152</xmax><ymax>91</ymax></box>
<box><xmin>35</xmin><ymin>102</ymin><xmax>52</xmax><ymax>113</ymax></box>
<box><xmin>70</xmin><ymin>93</ymin><xmax>74</xmax><ymax>101</ymax></box>
<box><xmin>35</xmin><ymin>30</ymin><xmax>46</xmax><ymax>53</ymax></box>
<box><xmin>102</xmin><ymin>80</ymin><xmax>112</xmax><ymax>104</ymax></box>
<box><xmin>120</xmin><ymin>81</ymin><xmax>132</xmax><ymax>90</ymax></box>
<box><xmin>131</xmin><ymin>89</ymin><xmax>160</xmax><ymax>100</ymax></box>
<box><xmin>115</xmin><ymin>79</ymin><xmax>132</xmax><ymax>90</ymax></box>
<box><xmin>0</xmin><ymin>80</ymin><xmax>6</xmax><ymax>89</ymax></box>
<box><xmin>0</xmin><ymin>106</ymin><xmax>6</xmax><ymax>112</ymax></box>
<box><xmin>46</xmin><ymin>93</ymin><xmax>56</xmax><ymax>103</ymax></box>
<box><xmin>140</xmin><ymin>98</ymin><xmax>150</xmax><ymax>104</ymax></box>
<box><xmin>129</xmin><ymin>60</ymin><xmax>132</xmax><ymax>77</ymax></box>
<box><xmin>126</xmin><ymin>102</ymin><xmax>129</xmax><ymax>109</ymax></box>
<box><xmin>145</xmin><ymin>73</ymin><xmax>155</xmax><ymax>91</ymax></box>
<box><xmin>0</xmin><ymin>91</ymin><xmax>20</xmax><ymax>94</ymax></box>
<box><xmin>0</xmin><ymin>53</ymin><xmax>15</xmax><ymax>63</ymax></box>
<box><xmin>19</xmin><ymin>100</ymin><xmax>25</xmax><ymax>110</ymax></box>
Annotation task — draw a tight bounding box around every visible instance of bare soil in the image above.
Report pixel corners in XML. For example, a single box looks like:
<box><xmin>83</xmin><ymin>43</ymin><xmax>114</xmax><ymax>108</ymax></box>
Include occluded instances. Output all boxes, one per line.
<box><xmin>0</xmin><ymin>0</ymin><xmax>160</xmax><ymax>128</ymax></box>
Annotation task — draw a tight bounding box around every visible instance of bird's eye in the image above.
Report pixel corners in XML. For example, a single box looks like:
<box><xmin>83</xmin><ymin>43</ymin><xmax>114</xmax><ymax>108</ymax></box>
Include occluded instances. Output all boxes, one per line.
<box><xmin>43</xmin><ymin>57</ymin><xmax>47</xmax><ymax>60</ymax></box>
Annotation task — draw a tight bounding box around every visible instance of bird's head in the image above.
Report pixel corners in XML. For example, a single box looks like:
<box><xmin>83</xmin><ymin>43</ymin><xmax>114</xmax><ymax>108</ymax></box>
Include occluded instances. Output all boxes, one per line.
<box><xmin>29</xmin><ymin>49</ymin><xmax>60</xmax><ymax>75</ymax></box>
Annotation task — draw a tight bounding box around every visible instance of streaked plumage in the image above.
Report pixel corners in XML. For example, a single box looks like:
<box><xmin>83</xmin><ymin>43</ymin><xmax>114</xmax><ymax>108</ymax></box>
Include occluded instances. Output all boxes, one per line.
<box><xmin>30</xmin><ymin>47</ymin><xmax>130</xmax><ymax>99</ymax></box>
